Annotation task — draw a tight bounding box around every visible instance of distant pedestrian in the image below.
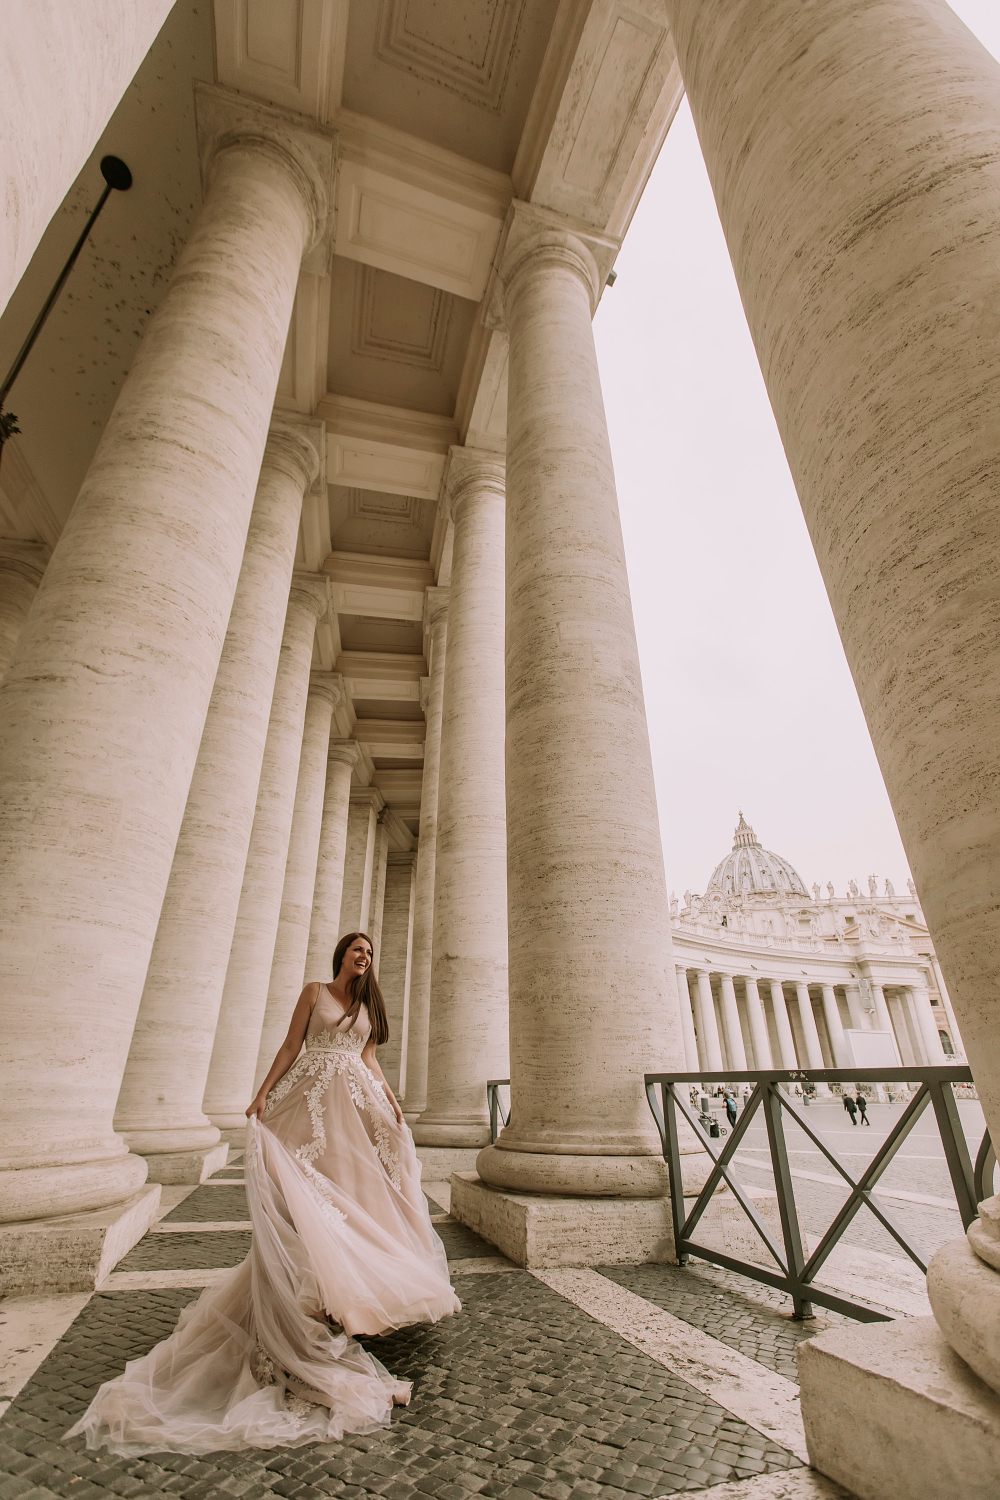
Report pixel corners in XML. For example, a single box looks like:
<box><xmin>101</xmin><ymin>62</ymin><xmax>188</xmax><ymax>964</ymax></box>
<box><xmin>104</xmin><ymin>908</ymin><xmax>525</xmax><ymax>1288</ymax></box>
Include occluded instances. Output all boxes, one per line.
<box><xmin>843</xmin><ymin>1094</ymin><xmax>858</xmax><ymax>1125</ymax></box>
<box><xmin>855</xmin><ymin>1091</ymin><xmax>870</xmax><ymax>1125</ymax></box>
<box><xmin>725</xmin><ymin>1094</ymin><xmax>738</xmax><ymax>1128</ymax></box>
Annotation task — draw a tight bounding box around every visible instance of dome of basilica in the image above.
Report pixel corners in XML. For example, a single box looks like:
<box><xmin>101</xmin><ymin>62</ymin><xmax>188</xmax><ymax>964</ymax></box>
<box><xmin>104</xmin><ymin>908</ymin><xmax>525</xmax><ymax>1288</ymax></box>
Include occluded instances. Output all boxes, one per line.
<box><xmin>706</xmin><ymin>813</ymin><xmax>810</xmax><ymax>897</ymax></box>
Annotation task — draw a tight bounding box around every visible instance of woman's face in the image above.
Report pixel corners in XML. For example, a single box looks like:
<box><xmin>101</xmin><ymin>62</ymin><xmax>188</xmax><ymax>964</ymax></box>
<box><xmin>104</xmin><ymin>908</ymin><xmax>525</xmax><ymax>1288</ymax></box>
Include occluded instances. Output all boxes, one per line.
<box><xmin>346</xmin><ymin>937</ymin><xmax>372</xmax><ymax>978</ymax></box>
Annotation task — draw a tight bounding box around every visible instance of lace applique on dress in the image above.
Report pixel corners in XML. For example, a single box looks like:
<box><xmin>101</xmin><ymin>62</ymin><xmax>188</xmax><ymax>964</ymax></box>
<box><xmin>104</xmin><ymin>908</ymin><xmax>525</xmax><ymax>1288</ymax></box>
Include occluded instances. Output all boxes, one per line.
<box><xmin>297</xmin><ymin>1156</ymin><xmax>348</xmax><ymax>1227</ymax></box>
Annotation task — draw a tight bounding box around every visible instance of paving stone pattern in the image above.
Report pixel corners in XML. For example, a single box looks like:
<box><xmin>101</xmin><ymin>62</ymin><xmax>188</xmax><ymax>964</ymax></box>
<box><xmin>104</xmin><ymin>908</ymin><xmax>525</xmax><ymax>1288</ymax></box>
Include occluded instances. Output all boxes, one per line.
<box><xmin>0</xmin><ymin>1275</ymin><xmax>799</xmax><ymax>1500</ymax></box>
<box><xmin>599</xmin><ymin>1264</ymin><xmax>843</xmax><ymax>1382</ymax></box>
<box><xmin>431</xmin><ymin>1220</ymin><xmax>498</xmax><ymax>1261</ymax></box>
<box><xmin>162</xmin><ymin>1185</ymin><xmax>249</xmax><ymax>1222</ymax></box>
<box><xmin>116</xmin><ymin>1230</ymin><xmax>254</xmax><ymax>1271</ymax></box>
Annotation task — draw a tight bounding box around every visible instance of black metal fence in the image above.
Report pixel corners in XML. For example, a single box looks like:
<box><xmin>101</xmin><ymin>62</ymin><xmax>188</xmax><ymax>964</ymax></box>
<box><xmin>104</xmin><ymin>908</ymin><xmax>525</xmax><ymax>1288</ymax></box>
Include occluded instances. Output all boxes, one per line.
<box><xmin>643</xmin><ymin>1065</ymin><xmax>991</xmax><ymax>1322</ymax></box>
<box><xmin>487</xmin><ymin>1079</ymin><xmax>510</xmax><ymax>1143</ymax></box>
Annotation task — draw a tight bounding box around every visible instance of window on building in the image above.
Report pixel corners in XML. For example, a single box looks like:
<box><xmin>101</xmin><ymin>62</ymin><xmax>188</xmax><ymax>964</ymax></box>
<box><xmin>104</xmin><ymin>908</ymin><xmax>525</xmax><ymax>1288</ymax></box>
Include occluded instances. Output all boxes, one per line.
<box><xmin>940</xmin><ymin>1030</ymin><xmax>955</xmax><ymax>1055</ymax></box>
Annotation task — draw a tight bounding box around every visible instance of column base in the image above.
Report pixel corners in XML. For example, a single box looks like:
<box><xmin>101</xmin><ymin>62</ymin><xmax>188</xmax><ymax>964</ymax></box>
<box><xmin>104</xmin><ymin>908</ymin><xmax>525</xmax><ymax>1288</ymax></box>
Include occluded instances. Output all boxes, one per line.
<box><xmin>797</xmin><ymin>1316</ymin><xmax>1000</xmax><ymax>1500</ymax></box>
<box><xmin>477</xmin><ymin>1143</ymin><xmax>668</xmax><ymax>1197</ymax></box>
<box><xmin>927</xmin><ymin>1233</ymin><xmax>1000</xmax><ymax>1392</ymax></box>
<box><xmin>218</xmin><ymin>1126</ymin><xmax>247</xmax><ymax>1149</ymax></box>
<box><xmin>411</xmin><ymin>1116</ymin><xmax>491</xmax><ymax>1148</ymax></box>
<box><xmin>140</xmin><ymin>1142</ymin><xmax>229</xmax><ymax>1184</ymax></box>
<box><xmin>415</xmin><ymin>1146</ymin><xmax>481</xmax><ymax>1179</ymax></box>
<box><xmin>0</xmin><ymin>1184</ymin><xmax>161</xmax><ymax>1296</ymax></box>
<box><xmin>450</xmin><ymin>1171</ymin><xmax>782</xmax><ymax>1269</ymax></box>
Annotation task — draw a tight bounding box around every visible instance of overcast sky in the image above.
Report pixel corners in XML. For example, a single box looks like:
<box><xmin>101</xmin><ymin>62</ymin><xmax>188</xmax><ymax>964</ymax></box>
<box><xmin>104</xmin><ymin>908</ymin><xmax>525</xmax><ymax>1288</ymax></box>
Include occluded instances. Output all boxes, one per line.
<box><xmin>594</xmin><ymin>0</ymin><xmax>1000</xmax><ymax>902</ymax></box>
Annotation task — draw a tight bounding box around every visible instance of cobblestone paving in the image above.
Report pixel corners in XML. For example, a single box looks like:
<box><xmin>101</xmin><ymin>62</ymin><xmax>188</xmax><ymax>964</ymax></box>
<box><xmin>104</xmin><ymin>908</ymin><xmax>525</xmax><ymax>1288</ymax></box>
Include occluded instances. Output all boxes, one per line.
<box><xmin>0</xmin><ymin>1273</ymin><xmax>800</xmax><ymax>1500</ymax></box>
<box><xmin>115</xmin><ymin>1230</ymin><xmax>254</xmax><ymax>1271</ymax></box>
<box><xmin>162</xmin><ymin>1185</ymin><xmax>249</xmax><ymax>1222</ymax></box>
<box><xmin>599</xmin><ymin>1264</ymin><xmax>843</xmax><ymax>1382</ymax></box>
<box><xmin>432</xmin><ymin>1221</ymin><xmax>498</xmax><ymax>1261</ymax></box>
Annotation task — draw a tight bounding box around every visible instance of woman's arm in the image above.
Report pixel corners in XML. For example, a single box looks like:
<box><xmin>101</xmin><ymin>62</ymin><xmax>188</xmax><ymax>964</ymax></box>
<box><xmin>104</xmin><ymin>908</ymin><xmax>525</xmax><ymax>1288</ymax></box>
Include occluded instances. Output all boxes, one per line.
<box><xmin>246</xmin><ymin>983</ymin><xmax>319</xmax><ymax>1119</ymax></box>
<box><xmin>362</xmin><ymin>1040</ymin><xmax>405</xmax><ymax>1126</ymax></box>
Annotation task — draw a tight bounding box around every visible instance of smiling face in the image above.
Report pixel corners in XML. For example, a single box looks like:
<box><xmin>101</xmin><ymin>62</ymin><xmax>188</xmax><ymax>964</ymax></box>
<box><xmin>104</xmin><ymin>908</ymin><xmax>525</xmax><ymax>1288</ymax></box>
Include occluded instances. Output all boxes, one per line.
<box><xmin>345</xmin><ymin>936</ymin><xmax>372</xmax><ymax>979</ymax></box>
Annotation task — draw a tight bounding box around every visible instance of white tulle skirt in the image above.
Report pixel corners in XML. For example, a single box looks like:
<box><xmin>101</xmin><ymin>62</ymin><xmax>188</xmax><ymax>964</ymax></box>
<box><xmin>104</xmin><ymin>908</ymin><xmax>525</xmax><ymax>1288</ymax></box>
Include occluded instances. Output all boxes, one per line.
<box><xmin>64</xmin><ymin>1099</ymin><xmax>459</xmax><ymax>1456</ymax></box>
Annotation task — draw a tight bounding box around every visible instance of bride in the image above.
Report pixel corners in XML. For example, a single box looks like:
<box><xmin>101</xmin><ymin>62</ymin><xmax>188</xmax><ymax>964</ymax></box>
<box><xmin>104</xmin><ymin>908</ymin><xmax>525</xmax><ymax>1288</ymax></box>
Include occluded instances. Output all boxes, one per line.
<box><xmin>65</xmin><ymin>931</ymin><xmax>460</xmax><ymax>1456</ymax></box>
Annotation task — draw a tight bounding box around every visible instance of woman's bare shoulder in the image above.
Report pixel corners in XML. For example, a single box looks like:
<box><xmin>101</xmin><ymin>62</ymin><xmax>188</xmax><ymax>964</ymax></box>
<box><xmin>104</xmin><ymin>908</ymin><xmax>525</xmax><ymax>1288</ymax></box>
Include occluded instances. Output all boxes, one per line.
<box><xmin>300</xmin><ymin>980</ymin><xmax>323</xmax><ymax>1009</ymax></box>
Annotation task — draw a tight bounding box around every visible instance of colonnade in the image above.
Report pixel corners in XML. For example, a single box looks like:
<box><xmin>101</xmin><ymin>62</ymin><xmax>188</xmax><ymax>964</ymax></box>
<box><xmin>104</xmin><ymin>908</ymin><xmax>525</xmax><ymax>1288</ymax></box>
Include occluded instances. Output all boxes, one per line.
<box><xmin>674</xmin><ymin>965</ymin><xmax>948</xmax><ymax>1076</ymax></box>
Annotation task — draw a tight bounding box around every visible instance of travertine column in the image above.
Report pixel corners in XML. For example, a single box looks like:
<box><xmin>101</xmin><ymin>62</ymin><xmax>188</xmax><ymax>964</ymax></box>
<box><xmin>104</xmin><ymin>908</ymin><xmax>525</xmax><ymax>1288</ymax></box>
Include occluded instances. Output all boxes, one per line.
<box><xmin>868</xmin><ymin>981</ymin><xmax>899</xmax><ymax>1055</ymax></box>
<box><xmin>415</xmin><ymin>452</ymin><xmax>508</xmax><ymax>1147</ymax></box>
<box><xmin>843</xmin><ymin>983</ymin><xmax>867</xmax><ymax>1032</ymax></box>
<box><xmin>820</xmin><ymin>984</ymin><xmax>850</xmax><ymax>1068</ymax></box>
<box><xmin>304</xmin><ymin>741</ymin><xmax>361</xmax><ymax>983</ymax></box>
<box><xmin>768</xmin><ymin>981</ymin><xmax>798</xmax><ymax>1069</ymax></box>
<box><xmin>907</xmin><ymin>981</ymin><xmax>948</xmax><ymax>1065</ymax></box>
<box><xmin>378</xmin><ymin>852</ymin><xmax>417</xmax><ymax>1096</ymax></box>
<box><xmin>337</xmin><ymin>789</ymin><xmax>381</xmax><ymax>934</ymax></box>
<box><xmin>114</xmin><ymin>426</ymin><xmax>320</xmax><ymax>1166</ymax></box>
<box><xmin>253</xmin><ymin>673</ymin><xmax>341</xmax><ymax>1091</ymax></box>
<box><xmin>694</xmin><ymin>971</ymin><xmax>724</xmax><ymax>1074</ymax></box>
<box><xmin>477</xmin><ymin>215</ymin><xmax>683</xmax><ymax>1197</ymax></box>
<box><xmin>742</xmin><ymin>976</ymin><xmax>772</xmax><ymax>1069</ymax></box>
<box><xmin>718</xmin><ymin>974</ymin><xmax>747</xmax><ymax>1072</ymax></box>
<box><xmin>368</xmin><ymin>816</ymin><xmax>390</xmax><ymax>969</ymax></box>
<box><xmin>675</xmin><ymin>966</ymin><xmax>699</xmax><ymax>1072</ymax></box>
<box><xmin>0</xmin><ymin>1</ymin><xmax>174</xmax><ymax>314</ymax></box>
<box><xmin>0</xmin><ymin>541</ymin><xmax>48</xmax><ymax>677</ymax></box>
<box><xmin>203</xmin><ymin>575</ymin><xmax>328</xmax><ymax>1130</ymax></box>
<box><xmin>664</xmin><ymin>0</ymin><xmax>1000</xmax><ymax>1392</ymax></box>
<box><xmin>0</xmin><ymin>125</ymin><xmax>326</xmax><ymax>1221</ymax></box>
<box><xmin>793</xmin><ymin>983</ymin><xmax>825</xmax><ymax>1069</ymax></box>
<box><xmin>402</xmin><ymin>588</ymin><xmax>448</xmax><ymax>1121</ymax></box>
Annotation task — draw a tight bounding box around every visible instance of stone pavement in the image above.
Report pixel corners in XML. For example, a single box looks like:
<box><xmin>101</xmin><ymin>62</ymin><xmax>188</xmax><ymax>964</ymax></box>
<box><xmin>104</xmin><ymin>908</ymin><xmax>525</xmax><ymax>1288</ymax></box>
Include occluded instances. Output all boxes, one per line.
<box><xmin>0</xmin><ymin>1149</ymin><xmax>871</xmax><ymax>1500</ymax></box>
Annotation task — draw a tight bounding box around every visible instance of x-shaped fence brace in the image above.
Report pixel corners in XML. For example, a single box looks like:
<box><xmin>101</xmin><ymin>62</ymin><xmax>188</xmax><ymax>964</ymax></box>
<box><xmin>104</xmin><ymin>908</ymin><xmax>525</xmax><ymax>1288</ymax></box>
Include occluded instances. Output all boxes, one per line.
<box><xmin>643</xmin><ymin>1066</ymin><xmax>989</xmax><ymax>1321</ymax></box>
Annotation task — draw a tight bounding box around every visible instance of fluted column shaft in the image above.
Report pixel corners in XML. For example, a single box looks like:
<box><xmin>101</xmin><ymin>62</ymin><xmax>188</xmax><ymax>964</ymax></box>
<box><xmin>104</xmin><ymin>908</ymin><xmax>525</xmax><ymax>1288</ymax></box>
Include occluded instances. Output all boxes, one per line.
<box><xmin>253</xmin><ymin>673</ymin><xmax>340</xmax><ymax>1091</ymax></box>
<box><xmin>675</xmin><ymin>967</ymin><xmax>699</xmax><ymax>1072</ymax></box>
<box><xmin>477</xmin><ymin>217</ymin><xmax>682</xmax><ymax>1199</ymax></box>
<box><xmin>0</xmin><ymin>541</ymin><xmax>48</xmax><ymax>677</ymax></box>
<box><xmin>695</xmin><ymin>971</ymin><xmax>724</xmax><ymax>1074</ymax></box>
<box><xmin>742</xmin><ymin>976</ymin><xmax>772</xmax><ymax>1070</ymax></box>
<box><xmin>115</xmin><ymin>426</ymin><xmax>319</xmax><ymax>1159</ymax></box>
<box><xmin>769</xmin><ymin>981</ymin><xmax>798</xmax><ymax>1069</ymax></box>
<box><xmin>203</xmin><ymin>576</ymin><xmax>328</xmax><ymax>1129</ymax></box>
<box><xmin>304</xmin><ymin>742</ymin><xmax>361</xmax><ymax>982</ymax></box>
<box><xmin>415</xmin><ymin>453</ymin><xmax>509</xmax><ymax>1148</ymax></box>
<box><xmin>402</xmin><ymin>589</ymin><xmax>448</xmax><ymax>1121</ymax></box>
<box><xmin>718</xmin><ymin>974</ymin><xmax>747</xmax><ymax>1071</ymax></box>
<box><xmin>820</xmin><ymin>984</ymin><xmax>849</xmax><ymax>1068</ymax></box>
<box><xmin>0</xmin><ymin>130</ymin><xmax>322</xmax><ymax>1222</ymax></box>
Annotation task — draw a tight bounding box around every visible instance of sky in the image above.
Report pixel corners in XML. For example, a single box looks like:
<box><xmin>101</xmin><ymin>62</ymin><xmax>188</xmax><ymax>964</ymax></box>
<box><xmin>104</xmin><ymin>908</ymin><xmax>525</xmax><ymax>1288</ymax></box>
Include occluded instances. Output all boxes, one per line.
<box><xmin>593</xmin><ymin>0</ymin><xmax>1000</xmax><ymax>902</ymax></box>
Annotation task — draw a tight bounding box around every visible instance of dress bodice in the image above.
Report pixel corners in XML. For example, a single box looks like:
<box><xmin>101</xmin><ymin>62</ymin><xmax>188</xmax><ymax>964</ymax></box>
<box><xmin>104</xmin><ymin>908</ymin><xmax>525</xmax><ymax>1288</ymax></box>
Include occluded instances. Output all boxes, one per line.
<box><xmin>305</xmin><ymin>988</ymin><xmax>371</xmax><ymax>1054</ymax></box>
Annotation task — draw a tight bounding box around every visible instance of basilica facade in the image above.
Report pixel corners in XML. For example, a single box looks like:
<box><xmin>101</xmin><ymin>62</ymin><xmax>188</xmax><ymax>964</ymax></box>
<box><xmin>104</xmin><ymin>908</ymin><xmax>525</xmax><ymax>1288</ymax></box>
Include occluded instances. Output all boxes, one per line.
<box><xmin>671</xmin><ymin>815</ymin><xmax>962</xmax><ymax>1079</ymax></box>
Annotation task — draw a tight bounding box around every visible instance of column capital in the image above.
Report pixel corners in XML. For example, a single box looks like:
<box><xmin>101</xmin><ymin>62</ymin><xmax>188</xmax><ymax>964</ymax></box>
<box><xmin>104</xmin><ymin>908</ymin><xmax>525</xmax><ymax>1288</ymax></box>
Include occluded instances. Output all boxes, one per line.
<box><xmin>288</xmin><ymin>570</ymin><xmax>329</xmax><ymax>621</ymax></box>
<box><xmin>423</xmin><ymin>585</ymin><xmax>450</xmax><ymax>632</ymax></box>
<box><xmin>264</xmin><ymin>419</ymin><xmax>323</xmax><ymax>494</ymax></box>
<box><xmin>349</xmin><ymin>785</ymin><xmax>385</xmax><ymax>813</ymax></box>
<box><xmin>328</xmin><ymin>738</ymin><xmax>362</xmax><ymax>771</ymax></box>
<box><xmin>0</xmin><ymin>538</ymin><xmax>49</xmax><ymax>586</ymax></box>
<box><xmin>486</xmin><ymin>200</ymin><xmax>612</xmax><ymax>326</ymax></box>
<box><xmin>441</xmin><ymin>446</ymin><xmax>506</xmax><ymax>523</ymax></box>
<box><xmin>194</xmin><ymin>83</ymin><xmax>335</xmax><ymax>270</ymax></box>
<box><xmin>307</xmin><ymin>670</ymin><xmax>344</xmax><ymax>710</ymax></box>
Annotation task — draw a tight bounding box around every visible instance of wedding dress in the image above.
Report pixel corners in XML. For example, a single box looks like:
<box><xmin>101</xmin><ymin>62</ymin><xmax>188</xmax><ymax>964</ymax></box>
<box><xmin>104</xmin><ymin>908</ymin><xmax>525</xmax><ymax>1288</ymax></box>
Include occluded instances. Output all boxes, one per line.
<box><xmin>65</xmin><ymin>990</ymin><xmax>460</xmax><ymax>1456</ymax></box>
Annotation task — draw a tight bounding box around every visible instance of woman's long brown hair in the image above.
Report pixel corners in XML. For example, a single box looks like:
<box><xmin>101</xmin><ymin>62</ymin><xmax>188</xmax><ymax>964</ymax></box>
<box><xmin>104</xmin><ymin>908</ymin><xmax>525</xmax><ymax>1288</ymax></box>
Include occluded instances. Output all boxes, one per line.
<box><xmin>332</xmin><ymin>931</ymin><xmax>389</xmax><ymax>1045</ymax></box>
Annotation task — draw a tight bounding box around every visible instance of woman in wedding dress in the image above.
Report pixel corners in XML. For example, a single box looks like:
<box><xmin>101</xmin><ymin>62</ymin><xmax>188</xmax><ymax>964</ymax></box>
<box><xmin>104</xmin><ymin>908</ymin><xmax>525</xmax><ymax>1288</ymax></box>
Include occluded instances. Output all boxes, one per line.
<box><xmin>65</xmin><ymin>932</ymin><xmax>460</xmax><ymax>1456</ymax></box>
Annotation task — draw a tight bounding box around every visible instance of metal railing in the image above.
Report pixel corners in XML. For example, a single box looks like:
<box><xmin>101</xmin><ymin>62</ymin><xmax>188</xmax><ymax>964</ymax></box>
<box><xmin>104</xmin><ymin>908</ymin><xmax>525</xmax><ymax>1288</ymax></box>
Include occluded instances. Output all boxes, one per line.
<box><xmin>487</xmin><ymin>1079</ymin><xmax>510</xmax><ymax>1143</ymax></box>
<box><xmin>644</xmin><ymin>1065</ymin><xmax>990</xmax><ymax>1322</ymax></box>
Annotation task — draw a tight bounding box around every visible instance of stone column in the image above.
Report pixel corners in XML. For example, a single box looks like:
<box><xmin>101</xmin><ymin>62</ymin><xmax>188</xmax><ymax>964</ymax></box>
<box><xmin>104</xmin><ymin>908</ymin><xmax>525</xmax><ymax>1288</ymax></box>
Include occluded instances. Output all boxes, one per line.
<box><xmin>675</xmin><ymin>966</ymin><xmax>699</xmax><ymax>1072</ymax></box>
<box><xmin>843</xmin><ymin>983</ymin><xmax>867</xmax><ymax>1032</ymax></box>
<box><xmin>202</xmin><ymin>575</ymin><xmax>329</xmax><ymax>1132</ymax></box>
<box><xmin>253</xmin><ymin>673</ymin><xmax>341</xmax><ymax>1091</ymax></box>
<box><xmin>907</xmin><ymin>981</ymin><xmax>948</xmax><ymax>1065</ymax></box>
<box><xmin>0</xmin><ymin>122</ymin><xmax>327</xmax><ymax>1223</ymax></box>
<box><xmin>378</xmin><ymin>852</ymin><xmax>417</xmax><ymax>1096</ymax></box>
<box><xmin>303</xmin><ymin>741</ymin><xmax>361</xmax><ymax>983</ymax></box>
<box><xmin>768</xmin><ymin>981</ymin><xmax>798</xmax><ymax>1069</ymax></box>
<box><xmin>820</xmin><ymin>983</ymin><xmax>850</xmax><ymax>1068</ymax></box>
<box><xmin>742</xmin><ymin>975</ymin><xmax>772</xmax><ymax>1069</ymax></box>
<box><xmin>717</xmin><ymin>974</ymin><xmax>747</xmax><ymax>1072</ymax></box>
<box><xmin>793</xmin><ymin>982</ymin><xmax>825</xmax><ymax>1069</ymax></box>
<box><xmin>414</xmin><ymin>452</ymin><xmax>509</xmax><ymax>1148</ymax></box>
<box><xmin>0</xmin><ymin>0</ymin><xmax>174</xmax><ymax>314</ymax></box>
<box><xmin>694</xmin><ymin>971</ymin><xmax>724</xmax><ymax>1074</ymax></box>
<box><xmin>113</xmin><ymin>426</ymin><xmax>320</xmax><ymax>1178</ymax></box>
<box><xmin>368</xmin><ymin>815</ymin><xmax>391</xmax><ymax>969</ymax></box>
<box><xmin>868</xmin><ymin>980</ymin><xmax>900</xmax><ymax>1057</ymax></box>
<box><xmin>0</xmin><ymin>540</ymin><xmax>48</xmax><ymax>677</ymax></box>
<box><xmin>402</xmin><ymin>587</ymin><xmax>448</xmax><ymax>1121</ymax></box>
<box><xmin>338</xmin><ymin>789</ymin><xmax>381</xmax><ymax>934</ymax></box>
<box><xmin>477</xmin><ymin>213</ymin><xmax>684</xmax><ymax>1197</ymax></box>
